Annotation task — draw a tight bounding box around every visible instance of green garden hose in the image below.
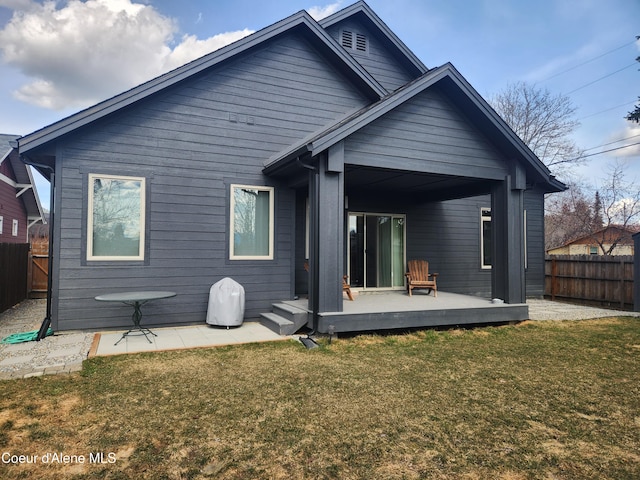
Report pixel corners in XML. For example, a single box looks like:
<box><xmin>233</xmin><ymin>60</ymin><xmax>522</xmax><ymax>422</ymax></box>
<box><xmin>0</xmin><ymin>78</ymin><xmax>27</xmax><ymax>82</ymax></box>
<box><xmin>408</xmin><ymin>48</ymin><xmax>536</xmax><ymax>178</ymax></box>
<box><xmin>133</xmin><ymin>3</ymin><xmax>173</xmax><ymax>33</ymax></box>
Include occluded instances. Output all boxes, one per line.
<box><xmin>1</xmin><ymin>328</ymin><xmax>53</xmax><ymax>344</ymax></box>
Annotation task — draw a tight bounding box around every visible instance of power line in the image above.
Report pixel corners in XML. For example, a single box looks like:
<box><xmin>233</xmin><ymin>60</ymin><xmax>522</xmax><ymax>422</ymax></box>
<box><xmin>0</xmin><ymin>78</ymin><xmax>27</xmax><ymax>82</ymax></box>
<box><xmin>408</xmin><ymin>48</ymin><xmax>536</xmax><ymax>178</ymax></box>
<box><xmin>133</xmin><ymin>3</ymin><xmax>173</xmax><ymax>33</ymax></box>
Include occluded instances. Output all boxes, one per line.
<box><xmin>576</xmin><ymin>142</ymin><xmax>640</xmax><ymax>160</ymax></box>
<box><xmin>583</xmin><ymin>134</ymin><xmax>640</xmax><ymax>152</ymax></box>
<box><xmin>581</xmin><ymin>100</ymin><xmax>638</xmax><ymax>120</ymax></box>
<box><xmin>540</xmin><ymin>39</ymin><xmax>638</xmax><ymax>83</ymax></box>
<box><xmin>565</xmin><ymin>63</ymin><xmax>637</xmax><ymax>95</ymax></box>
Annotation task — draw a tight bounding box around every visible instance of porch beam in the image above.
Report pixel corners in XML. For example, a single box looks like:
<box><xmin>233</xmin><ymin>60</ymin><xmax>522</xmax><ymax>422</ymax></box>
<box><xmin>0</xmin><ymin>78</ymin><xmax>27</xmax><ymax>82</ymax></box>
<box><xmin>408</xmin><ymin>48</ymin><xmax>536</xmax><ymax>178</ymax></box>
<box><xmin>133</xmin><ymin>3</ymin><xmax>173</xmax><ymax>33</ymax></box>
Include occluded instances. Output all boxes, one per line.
<box><xmin>491</xmin><ymin>173</ymin><xmax>525</xmax><ymax>303</ymax></box>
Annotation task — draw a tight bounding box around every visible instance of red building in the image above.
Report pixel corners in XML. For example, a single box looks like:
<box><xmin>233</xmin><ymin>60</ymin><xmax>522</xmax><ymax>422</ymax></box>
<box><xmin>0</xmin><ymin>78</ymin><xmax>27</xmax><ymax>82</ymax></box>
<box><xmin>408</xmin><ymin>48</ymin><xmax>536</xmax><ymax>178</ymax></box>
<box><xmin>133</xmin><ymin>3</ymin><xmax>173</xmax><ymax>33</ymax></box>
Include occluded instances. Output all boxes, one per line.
<box><xmin>0</xmin><ymin>134</ymin><xmax>45</xmax><ymax>243</ymax></box>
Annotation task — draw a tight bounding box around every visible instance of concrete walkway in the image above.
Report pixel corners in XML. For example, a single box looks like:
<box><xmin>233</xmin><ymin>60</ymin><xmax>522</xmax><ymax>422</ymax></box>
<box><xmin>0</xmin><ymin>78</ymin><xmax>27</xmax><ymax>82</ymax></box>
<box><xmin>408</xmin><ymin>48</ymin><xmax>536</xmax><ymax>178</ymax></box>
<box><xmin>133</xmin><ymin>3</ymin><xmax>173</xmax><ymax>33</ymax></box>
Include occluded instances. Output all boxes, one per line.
<box><xmin>1</xmin><ymin>297</ymin><xmax>639</xmax><ymax>380</ymax></box>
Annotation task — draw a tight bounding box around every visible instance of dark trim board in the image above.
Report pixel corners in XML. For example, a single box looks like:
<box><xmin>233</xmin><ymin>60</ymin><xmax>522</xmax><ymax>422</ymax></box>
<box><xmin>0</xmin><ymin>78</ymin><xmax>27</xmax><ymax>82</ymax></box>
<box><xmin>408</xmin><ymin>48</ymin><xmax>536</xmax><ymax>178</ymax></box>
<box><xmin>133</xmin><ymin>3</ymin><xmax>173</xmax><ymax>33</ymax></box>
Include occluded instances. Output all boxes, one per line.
<box><xmin>279</xmin><ymin>292</ymin><xmax>529</xmax><ymax>334</ymax></box>
<box><xmin>317</xmin><ymin>305</ymin><xmax>528</xmax><ymax>333</ymax></box>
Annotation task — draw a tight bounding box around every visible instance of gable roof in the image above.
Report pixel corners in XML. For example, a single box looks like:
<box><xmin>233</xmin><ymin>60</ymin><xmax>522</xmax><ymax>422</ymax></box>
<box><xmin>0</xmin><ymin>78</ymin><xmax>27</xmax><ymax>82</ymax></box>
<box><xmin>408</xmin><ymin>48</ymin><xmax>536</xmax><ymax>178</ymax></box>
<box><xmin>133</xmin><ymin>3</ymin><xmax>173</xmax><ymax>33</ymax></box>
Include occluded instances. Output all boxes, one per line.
<box><xmin>18</xmin><ymin>8</ymin><xmax>388</xmax><ymax>157</ymax></box>
<box><xmin>319</xmin><ymin>1</ymin><xmax>428</xmax><ymax>77</ymax></box>
<box><xmin>264</xmin><ymin>63</ymin><xmax>565</xmax><ymax>193</ymax></box>
<box><xmin>0</xmin><ymin>134</ymin><xmax>46</xmax><ymax>224</ymax></box>
<box><xmin>558</xmin><ymin>225</ymin><xmax>640</xmax><ymax>248</ymax></box>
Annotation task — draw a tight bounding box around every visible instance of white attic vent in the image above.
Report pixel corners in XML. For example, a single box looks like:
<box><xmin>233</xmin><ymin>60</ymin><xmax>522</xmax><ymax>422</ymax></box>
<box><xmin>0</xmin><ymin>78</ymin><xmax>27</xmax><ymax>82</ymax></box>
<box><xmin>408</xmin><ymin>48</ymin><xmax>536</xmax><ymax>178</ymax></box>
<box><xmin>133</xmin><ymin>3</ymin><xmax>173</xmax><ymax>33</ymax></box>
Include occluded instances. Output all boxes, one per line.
<box><xmin>341</xmin><ymin>29</ymin><xmax>368</xmax><ymax>53</ymax></box>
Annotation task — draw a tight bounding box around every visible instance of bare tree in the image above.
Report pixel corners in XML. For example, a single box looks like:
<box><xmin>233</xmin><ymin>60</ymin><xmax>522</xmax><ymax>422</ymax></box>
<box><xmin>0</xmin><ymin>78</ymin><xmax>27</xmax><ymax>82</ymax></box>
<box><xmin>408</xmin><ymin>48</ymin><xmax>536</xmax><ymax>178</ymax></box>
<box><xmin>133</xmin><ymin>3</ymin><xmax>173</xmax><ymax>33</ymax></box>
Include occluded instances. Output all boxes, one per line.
<box><xmin>545</xmin><ymin>161</ymin><xmax>640</xmax><ymax>254</ymax></box>
<box><xmin>544</xmin><ymin>182</ymin><xmax>595</xmax><ymax>250</ymax></box>
<box><xmin>489</xmin><ymin>81</ymin><xmax>584</xmax><ymax>175</ymax></box>
<box><xmin>591</xmin><ymin>160</ymin><xmax>640</xmax><ymax>254</ymax></box>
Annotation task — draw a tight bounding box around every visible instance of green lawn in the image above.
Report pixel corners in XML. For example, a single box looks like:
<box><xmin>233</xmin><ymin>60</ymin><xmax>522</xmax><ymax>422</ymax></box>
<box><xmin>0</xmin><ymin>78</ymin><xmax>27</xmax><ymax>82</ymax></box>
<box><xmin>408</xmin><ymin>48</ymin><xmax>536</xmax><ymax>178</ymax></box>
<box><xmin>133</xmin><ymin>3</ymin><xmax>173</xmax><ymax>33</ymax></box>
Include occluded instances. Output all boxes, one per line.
<box><xmin>1</xmin><ymin>317</ymin><xmax>639</xmax><ymax>479</ymax></box>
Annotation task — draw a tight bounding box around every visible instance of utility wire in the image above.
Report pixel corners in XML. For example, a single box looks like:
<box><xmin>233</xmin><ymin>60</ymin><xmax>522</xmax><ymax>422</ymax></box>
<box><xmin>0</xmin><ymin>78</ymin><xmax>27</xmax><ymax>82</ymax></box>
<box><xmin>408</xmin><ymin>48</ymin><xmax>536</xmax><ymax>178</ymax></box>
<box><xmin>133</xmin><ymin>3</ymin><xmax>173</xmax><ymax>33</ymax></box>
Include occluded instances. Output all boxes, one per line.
<box><xmin>565</xmin><ymin>63</ymin><xmax>637</xmax><ymax>95</ymax></box>
<box><xmin>576</xmin><ymin>142</ymin><xmax>640</xmax><ymax>160</ymax></box>
<box><xmin>583</xmin><ymin>134</ymin><xmax>640</xmax><ymax>152</ymax></box>
<box><xmin>540</xmin><ymin>39</ymin><xmax>638</xmax><ymax>83</ymax></box>
<box><xmin>581</xmin><ymin>100</ymin><xmax>638</xmax><ymax>119</ymax></box>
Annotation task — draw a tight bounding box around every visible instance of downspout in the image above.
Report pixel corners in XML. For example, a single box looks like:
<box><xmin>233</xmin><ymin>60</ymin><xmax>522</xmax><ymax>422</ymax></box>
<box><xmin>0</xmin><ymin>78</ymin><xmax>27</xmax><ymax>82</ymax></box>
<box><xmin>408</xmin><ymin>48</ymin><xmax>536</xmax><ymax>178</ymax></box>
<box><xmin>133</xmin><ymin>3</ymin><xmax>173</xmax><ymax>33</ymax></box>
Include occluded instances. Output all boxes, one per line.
<box><xmin>22</xmin><ymin>158</ymin><xmax>55</xmax><ymax>341</ymax></box>
<box><xmin>297</xmin><ymin>157</ymin><xmax>320</xmax><ymax>347</ymax></box>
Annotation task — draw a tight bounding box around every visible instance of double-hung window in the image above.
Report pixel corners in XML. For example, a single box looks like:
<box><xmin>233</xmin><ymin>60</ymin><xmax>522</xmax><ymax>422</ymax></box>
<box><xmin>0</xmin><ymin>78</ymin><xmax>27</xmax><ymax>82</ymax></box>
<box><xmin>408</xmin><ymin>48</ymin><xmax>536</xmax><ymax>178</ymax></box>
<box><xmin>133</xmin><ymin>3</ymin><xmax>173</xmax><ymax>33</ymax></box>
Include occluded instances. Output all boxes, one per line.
<box><xmin>87</xmin><ymin>174</ymin><xmax>145</xmax><ymax>261</ymax></box>
<box><xmin>230</xmin><ymin>184</ymin><xmax>274</xmax><ymax>260</ymax></box>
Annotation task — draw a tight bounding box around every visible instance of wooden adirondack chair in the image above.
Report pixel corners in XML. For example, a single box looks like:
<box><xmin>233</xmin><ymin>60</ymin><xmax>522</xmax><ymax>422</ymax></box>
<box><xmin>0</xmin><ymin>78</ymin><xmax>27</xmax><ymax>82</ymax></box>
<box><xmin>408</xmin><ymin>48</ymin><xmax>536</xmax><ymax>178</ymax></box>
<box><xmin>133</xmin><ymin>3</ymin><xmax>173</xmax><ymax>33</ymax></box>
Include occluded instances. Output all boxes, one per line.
<box><xmin>405</xmin><ymin>260</ymin><xmax>438</xmax><ymax>297</ymax></box>
<box><xmin>304</xmin><ymin>261</ymin><xmax>354</xmax><ymax>301</ymax></box>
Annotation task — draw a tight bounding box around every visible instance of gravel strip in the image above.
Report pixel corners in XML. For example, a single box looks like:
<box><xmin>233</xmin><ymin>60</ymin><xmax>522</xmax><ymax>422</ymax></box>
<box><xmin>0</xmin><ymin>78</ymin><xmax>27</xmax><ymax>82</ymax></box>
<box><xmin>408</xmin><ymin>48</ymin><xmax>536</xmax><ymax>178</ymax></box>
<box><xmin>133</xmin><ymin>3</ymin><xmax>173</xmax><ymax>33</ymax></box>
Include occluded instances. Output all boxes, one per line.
<box><xmin>0</xmin><ymin>299</ymin><xmax>94</xmax><ymax>380</ymax></box>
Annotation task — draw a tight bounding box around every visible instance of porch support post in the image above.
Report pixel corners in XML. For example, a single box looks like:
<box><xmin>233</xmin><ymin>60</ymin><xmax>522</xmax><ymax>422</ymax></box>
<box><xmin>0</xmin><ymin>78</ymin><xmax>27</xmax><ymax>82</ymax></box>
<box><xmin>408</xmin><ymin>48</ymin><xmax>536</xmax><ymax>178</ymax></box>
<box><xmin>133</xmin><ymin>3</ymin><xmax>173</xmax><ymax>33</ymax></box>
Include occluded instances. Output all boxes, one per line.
<box><xmin>308</xmin><ymin>145</ymin><xmax>344</xmax><ymax>317</ymax></box>
<box><xmin>491</xmin><ymin>171</ymin><xmax>526</xmax><ymax>304</ymax></box>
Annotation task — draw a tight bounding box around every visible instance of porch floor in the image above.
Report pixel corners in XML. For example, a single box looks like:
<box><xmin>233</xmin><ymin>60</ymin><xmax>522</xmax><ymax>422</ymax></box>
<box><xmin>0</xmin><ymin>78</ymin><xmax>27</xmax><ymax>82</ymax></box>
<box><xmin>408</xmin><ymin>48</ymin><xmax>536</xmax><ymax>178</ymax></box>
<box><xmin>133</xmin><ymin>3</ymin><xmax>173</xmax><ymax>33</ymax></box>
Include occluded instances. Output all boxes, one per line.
<box><xmin>283</xmin><ymin>290</ymin><xmax>528</xmax><ymax>333</ymax></box>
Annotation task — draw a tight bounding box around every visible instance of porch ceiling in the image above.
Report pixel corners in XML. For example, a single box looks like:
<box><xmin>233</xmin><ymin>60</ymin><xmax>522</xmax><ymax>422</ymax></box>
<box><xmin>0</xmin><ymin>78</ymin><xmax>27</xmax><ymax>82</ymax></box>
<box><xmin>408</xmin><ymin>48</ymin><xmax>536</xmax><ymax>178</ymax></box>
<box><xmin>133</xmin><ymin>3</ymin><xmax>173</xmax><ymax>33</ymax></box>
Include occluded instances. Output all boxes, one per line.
<box><xmin>344</xmin><ymin>165</ymin><xmax>494</xmax><ymax>201</ymax></box>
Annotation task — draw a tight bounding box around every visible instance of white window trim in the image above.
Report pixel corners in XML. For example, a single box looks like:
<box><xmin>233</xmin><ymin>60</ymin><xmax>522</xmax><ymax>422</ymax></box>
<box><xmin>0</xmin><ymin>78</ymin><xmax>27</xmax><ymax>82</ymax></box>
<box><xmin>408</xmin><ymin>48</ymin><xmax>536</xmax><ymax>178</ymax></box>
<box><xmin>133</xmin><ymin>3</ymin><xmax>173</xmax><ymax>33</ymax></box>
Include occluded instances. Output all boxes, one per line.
<box><xmin>481</xmin><ymin>208</ymin><xmax>528</xmax><ymax>270</ymax></box>
<box><xmin>480</xmin><ymin>208</ymin><xmax>492</xmax><ymax>269</ymax></box>
<box><xmin>229</xmin><ymin>184</ymin><xmax>274</xmax><ymax>260</ymax></box>
<box><xmin>12</xmin><ymin>219</ymin><xmax>18</xmax><ymax>237</ymax></box>
<box><xmin>0</xmin><ymin>216</ymin><xmax>3</xmax><ymax>234</ymax></box>
<box><xmin>87</xmin><ymin>173</ymin><xmax>146</xmax><ymax>261</ymax></box>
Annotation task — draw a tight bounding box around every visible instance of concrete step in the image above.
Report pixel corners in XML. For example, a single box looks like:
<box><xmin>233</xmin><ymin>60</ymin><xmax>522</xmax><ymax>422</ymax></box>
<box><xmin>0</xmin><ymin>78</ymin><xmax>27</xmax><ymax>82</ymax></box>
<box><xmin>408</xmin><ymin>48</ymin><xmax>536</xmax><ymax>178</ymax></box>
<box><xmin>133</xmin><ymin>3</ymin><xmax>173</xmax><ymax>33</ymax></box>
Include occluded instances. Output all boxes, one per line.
<box><xmin>260</xmin><ymin>303</ymin><xmax>310</xmax><ymax>335</ymax></box>
<box><xmin>259</xmin><ymin>312</ymin><xmax>295</xmax><ymax>336</ymax></box>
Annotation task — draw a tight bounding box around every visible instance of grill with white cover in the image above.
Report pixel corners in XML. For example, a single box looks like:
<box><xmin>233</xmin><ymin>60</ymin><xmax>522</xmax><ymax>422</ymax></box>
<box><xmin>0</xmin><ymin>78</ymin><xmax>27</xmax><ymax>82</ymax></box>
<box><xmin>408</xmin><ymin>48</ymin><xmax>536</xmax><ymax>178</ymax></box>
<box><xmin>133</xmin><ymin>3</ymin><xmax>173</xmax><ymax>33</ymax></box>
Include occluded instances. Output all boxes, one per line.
<box><xmin>206</xmin><ymin>277</ymin><xmax>245</xmax><ymax>327</ymax></box>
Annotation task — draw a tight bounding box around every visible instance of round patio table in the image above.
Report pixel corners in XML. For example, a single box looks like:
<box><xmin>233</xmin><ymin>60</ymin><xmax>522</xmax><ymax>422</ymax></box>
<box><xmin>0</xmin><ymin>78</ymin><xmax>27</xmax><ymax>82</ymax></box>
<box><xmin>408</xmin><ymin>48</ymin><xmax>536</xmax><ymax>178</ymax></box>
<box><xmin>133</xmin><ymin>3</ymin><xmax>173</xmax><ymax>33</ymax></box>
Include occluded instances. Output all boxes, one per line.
<box><xmin>95</xmin><ymin>291</ymin><xmax>176</xmax><ymax>345</ymax></box>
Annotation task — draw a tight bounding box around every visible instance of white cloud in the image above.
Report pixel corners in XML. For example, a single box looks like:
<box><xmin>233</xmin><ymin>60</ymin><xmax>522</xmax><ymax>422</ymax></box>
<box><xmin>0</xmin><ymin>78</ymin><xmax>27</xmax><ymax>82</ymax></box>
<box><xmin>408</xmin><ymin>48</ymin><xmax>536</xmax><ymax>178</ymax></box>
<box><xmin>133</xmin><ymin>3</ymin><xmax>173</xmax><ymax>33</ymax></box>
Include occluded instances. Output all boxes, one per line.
<box><xmin>163</xmin><ymin>29</ymin><xmax>254</xmax><ymax>72</ymax></box>
<box><xmin>307</xmin><ymin>2</ymin><xmax>341</xmax><ymax>21</ymax></box>
<box><xmin>0</xmin><ymin>0</ymin><xmax>253</xmax><ymax>110</ymax></box>
<box><xmin>607</xmin><ymin>124</ymin><xmax>640</xmax><ymax>158</ymax></box>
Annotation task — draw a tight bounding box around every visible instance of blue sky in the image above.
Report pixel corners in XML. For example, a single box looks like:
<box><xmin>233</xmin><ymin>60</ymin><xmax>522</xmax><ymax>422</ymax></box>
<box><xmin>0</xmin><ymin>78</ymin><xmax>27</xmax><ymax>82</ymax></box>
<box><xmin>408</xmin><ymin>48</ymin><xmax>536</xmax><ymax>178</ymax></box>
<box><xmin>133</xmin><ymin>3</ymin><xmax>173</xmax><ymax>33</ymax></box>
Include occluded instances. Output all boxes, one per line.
<box><xmin>0</xmin><ymin>0</ymin><xmax>638</xmax><ymax>210</ymax></box>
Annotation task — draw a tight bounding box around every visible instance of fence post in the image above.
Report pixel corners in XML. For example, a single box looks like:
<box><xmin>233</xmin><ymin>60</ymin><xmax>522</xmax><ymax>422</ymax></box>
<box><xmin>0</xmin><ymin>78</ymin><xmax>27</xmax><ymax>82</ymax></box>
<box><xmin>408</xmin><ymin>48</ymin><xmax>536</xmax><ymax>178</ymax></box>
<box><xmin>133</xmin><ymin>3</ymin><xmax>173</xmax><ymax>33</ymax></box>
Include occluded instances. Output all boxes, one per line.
<box><xmin>634</xmin><ymin>233</ymin><xmax>639</xmax><ymax>312</ymax></box>
<box><xmin>551</xmin><ymin>257</ymin><xmax>557</xmax><ymax>301</ymax></box>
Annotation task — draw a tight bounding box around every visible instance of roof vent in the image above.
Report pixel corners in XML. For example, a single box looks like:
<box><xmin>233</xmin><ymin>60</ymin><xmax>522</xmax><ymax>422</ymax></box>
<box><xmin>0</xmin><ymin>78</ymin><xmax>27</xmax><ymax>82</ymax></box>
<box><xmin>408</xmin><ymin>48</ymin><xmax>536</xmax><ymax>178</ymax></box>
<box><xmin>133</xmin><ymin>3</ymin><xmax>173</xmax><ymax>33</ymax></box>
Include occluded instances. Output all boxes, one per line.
<box><xmin>341</xmin><ymin>30</ymin><xmax>353</xmax><ymax>49</ymax></box>
<box><xmin>341</xmin><ymin>29</ymin><xmax>368</xmax><ymax>54</ymax></box>
<box><xmin>355</xmin><ymin>33</ymin><xmax>367</xmax><ymax>52</ymax></box>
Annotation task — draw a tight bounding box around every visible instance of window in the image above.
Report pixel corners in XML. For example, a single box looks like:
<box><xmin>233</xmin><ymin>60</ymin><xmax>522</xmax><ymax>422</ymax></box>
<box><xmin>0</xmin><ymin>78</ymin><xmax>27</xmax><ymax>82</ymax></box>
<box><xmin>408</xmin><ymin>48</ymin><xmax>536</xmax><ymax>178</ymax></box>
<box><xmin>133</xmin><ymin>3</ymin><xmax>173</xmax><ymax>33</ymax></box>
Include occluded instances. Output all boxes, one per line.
<box><xmin>590</xmin><ymin>246</ymin><xmax>598</xmax><ymax>255</ymax></box>
<box><xmin>480</xmin><ymin>208</ymin><xmax>528</xmax><ymax>269</ymax></box>
<box><xmin>230</xmin><ymin>184</ymin><xmax>274</xmax><ymax>259</ymax></box>
<box><xmin>12</xmin><ymin>219</ymin><xmax>18</xmax><ymax>237</ymax></box>
<box><xmin>87</xmin><ymin>174</ymin><xmax>145</xmax><ymax>261</ymax></box>
<box><xmin>0</xmin><ymin>216</ymin><xmax>3</xmax><ymax>234</ymax></box>
<box><xmin>481</xmin><ymin>208</ymin><xmax>492</xmax><ymax>269</ymax></box>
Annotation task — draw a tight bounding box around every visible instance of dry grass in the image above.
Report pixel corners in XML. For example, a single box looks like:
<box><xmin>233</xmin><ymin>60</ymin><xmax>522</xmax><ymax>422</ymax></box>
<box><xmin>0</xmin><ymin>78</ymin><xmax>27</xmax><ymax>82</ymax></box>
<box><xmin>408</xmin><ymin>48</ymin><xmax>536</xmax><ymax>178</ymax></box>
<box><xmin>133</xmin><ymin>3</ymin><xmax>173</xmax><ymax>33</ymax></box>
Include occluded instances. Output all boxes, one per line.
<box><xmin>1</xmin><ymin>317</ymin><xmax>639</xmax><ymax>479</ymax></box>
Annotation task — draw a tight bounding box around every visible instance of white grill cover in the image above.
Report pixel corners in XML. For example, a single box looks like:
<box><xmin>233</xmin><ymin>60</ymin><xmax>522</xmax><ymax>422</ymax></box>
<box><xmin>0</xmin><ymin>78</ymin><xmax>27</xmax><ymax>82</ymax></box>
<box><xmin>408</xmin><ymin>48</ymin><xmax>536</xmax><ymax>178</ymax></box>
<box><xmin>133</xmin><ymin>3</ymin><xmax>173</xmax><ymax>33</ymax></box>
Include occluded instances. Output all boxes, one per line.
<box><xmin>206</xmin><ymin>277</ymin><xmax>245</xmax><ymax>326</ymax></box>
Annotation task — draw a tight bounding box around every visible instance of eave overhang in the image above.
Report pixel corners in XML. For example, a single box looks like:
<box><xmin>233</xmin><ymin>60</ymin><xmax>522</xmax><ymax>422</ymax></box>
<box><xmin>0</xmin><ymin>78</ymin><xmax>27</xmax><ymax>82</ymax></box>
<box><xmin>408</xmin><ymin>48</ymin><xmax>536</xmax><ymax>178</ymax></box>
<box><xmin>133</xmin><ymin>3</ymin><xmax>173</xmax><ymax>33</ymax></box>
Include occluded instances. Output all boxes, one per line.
<box><xmin>265</xmin><ymin>63</ymin><xmax>566</xmax><ymax>194</ymax></box>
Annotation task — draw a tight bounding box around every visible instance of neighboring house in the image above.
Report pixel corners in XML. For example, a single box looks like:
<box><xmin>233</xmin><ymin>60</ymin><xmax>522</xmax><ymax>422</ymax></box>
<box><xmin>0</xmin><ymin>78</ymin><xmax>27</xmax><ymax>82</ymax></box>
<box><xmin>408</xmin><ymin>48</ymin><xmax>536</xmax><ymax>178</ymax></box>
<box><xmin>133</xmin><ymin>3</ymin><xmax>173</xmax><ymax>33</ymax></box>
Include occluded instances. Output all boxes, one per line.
<box><xmin>547</xmin><ymin>225</ymin><xmax>639</xmax><ymax>256</ymax></box>
<box><xmin>17</xmin><ymin>2</ymin><xmax>564</xmax><ymax>333</ymax></box>
<box><xmin>0</xmin><ymin>134</ymin><xmax>45</xmax><ymax>244</ymax></box>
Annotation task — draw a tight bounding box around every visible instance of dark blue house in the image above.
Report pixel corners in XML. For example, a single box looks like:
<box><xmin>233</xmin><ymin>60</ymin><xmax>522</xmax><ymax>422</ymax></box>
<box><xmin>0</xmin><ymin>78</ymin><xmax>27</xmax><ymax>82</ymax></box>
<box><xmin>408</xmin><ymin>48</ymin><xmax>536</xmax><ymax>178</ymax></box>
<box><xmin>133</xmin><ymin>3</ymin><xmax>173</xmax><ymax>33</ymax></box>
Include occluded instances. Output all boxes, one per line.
<box><xmin>18</xmin><ymin>2</ymin><xmax>564</xmax><ymax>333</ymax></box>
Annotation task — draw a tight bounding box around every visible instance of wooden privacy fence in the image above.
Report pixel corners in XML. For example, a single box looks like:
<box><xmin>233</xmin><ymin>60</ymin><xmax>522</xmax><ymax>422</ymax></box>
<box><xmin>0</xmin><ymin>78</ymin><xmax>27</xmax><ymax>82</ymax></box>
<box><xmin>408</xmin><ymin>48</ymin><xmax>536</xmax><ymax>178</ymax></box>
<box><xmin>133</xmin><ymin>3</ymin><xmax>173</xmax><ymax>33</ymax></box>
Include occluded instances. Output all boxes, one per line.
<box><xmin>545</xmin><ymin>255</ymin><xmax>634</xmax><ymax>310</ymax></box>
<box><xmin>29</xmin><ymin>240</ymin><xmax>49</xmax><ymax>297</ymax></box>
<box><xmin>0</xmin><ymin>243</ymin><xmax>30</xmax><ymax>313</ymax></box>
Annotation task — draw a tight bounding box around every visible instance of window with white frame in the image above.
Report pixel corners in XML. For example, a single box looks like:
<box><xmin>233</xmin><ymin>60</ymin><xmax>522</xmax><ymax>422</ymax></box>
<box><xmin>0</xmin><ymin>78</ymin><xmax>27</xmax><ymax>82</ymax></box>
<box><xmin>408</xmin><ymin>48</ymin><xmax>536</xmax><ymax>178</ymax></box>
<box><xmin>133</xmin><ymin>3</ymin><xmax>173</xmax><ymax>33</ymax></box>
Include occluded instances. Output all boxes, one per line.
<box><xmin>230</xmin><ymin>184</ymin><xmax>274</xmax><ymax>260</ymax></box>
<box><xmin>12</xmin><ymin>219</ymin><xmax>18</xmax><ymax>237</ymax></box>
<box><xmin>87</xmin><ymin>174</ymin><xmax>145</xmax><ymax>261</ymax></box>
<box><xmin>480</xmin><ymin>208</ymin><xmax>492</xmax><ymax>269</ymax></box>
<box><xmin>480</xmin><ymin>208</ymin><xmax>528</xmax><ymax>269</ymax></box>
<box><xmin>0</xmin><ymin>216</ymin><xmax>3</xmax><ymax>234</ymax></box>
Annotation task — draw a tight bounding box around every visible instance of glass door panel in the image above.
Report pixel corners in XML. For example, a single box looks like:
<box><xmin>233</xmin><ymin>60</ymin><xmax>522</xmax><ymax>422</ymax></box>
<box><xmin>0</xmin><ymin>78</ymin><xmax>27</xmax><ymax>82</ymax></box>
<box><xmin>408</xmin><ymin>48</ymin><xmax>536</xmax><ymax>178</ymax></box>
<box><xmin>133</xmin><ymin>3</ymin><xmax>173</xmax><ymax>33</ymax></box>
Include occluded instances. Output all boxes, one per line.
<box><xmin>348</xmin><ymin>215</ymin><xmax>365</xmax><ymax>288</ymax></box>
<box><xmin>348</xmin><ymin>213</ymin><xmax>405</xmax><ymax>290</ymax></box>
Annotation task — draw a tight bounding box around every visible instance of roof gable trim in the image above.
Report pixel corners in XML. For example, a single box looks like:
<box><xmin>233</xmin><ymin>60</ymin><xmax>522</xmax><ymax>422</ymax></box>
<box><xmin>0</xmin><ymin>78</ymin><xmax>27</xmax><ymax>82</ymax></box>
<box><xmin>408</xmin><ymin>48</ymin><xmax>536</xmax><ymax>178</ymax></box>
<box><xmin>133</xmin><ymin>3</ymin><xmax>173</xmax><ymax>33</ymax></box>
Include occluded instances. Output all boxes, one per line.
<box><xmin>18</xmin><ymin>9</ymin><xmax>386</xmax><ymax>154</ymax></box>
<box><xmin>319</xmin><ymin>0</ymin><xmax>428</xmax><ymax>75</ymax></box>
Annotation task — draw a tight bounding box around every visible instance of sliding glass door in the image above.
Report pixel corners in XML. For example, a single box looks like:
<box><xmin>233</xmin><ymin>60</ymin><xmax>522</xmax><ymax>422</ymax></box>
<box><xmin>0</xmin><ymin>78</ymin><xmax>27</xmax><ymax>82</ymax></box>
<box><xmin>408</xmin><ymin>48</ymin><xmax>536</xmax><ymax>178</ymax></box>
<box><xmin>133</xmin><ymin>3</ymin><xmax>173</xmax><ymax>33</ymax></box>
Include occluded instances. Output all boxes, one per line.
<box><xmin>348</xmin><ymin>213</ymin><xmax>405</xmax><ymax>289</ymax></box>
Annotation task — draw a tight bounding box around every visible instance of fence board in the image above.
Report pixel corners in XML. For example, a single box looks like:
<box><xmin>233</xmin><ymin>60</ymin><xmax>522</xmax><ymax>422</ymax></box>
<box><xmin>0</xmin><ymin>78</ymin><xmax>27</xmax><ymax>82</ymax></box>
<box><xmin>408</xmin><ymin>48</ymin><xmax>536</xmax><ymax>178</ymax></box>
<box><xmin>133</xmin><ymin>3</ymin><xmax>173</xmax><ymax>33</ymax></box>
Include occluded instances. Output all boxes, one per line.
<box><xmin>29</xmin><ymin>240</ymin><xmax>49</xmax><ymax>297</ymax></box>
<box><xmin>0</xmin><ymin>243</ymin><xmax>30</xmax><ymax>313</ymax></box>
<box><xmin>545</xmin><ymin>255</ymin><xmax>634</xmax><ymax>310</ymax></box>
